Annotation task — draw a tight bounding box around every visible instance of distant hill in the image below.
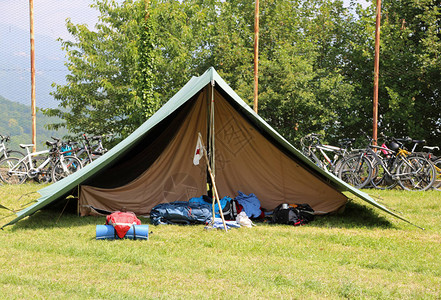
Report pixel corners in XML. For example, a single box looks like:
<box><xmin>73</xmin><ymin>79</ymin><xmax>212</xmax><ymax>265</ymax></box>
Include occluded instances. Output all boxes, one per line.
<box><xmin>0</xmin><ymin>95</ymin><xmax>69</xmax><ymax>152</ymax></box>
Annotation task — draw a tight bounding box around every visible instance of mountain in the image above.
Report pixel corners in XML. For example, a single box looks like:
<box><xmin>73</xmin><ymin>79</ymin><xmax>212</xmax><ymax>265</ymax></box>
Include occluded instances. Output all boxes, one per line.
<box><xmin>0</xmin><ymin>24</ymin><xmax>68</xmax><ymax>109</ymax></box>
<box><xmin>0</xmin><ymin>95</ymin><xmax>69</xmax><ymax>151</ymax></box>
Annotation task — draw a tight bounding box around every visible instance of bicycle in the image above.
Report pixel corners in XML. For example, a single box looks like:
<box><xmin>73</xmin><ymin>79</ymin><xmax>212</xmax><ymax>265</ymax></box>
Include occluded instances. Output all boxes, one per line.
<box><xmin>380</xmin><ymin>137</ymin><xmax>440</xmax><ymax>191</ymax></box>
<box><xmin>366</xmin><ymin>135</ymin><xmax>436</xmax><ymax>191</ymax></box>
<box><xmin>0</xmin><ymin>134</ymin><xmax>24</xmax><ymax>160</ymax></box>
<box><xmin>300</xmin><ymin>133</ymin><xmax>353</xmax><ymax>175</ymax></box>
<box><xmin>336</xmin><ymin>138</ymin><xmax>373</xmax><ymax>189</ymax></box>
<box><xmin>72</xmin><ymin>134</ymin><xmax>109</xmax><ymax>166</ymax></box>
<box><xmin>419</xmin><ymin>145</ymin><xmax>440</xmax><ymax>191</ymax></box>
<box><xmin>0</xmin><ymin>140</ymin><xmax>82</xmax><ymax>184</ymax></box>
<box><xmin>403</xmin><ymin>139</ymin><xmax>441</xmax><ymax>191</ymax></box>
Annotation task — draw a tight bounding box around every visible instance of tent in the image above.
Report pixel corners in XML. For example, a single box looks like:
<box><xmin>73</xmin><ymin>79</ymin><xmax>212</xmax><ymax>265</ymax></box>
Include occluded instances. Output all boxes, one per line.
<box><xmin>3</xmin><ymin>67</ymin><xmax>409</xmax><ymax>228</ymax></box>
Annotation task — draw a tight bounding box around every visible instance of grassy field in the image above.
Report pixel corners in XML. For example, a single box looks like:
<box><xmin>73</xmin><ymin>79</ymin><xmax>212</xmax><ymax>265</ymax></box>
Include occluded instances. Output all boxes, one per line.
<box><xmin>1</xmin><ymin>184</ymin><xmax>440</xmax><ymax>299</ymax></box>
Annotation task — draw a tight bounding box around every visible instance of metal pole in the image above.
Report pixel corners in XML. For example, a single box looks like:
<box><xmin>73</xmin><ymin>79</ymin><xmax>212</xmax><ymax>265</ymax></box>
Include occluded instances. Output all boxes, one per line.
<box><xmin>144</xmin><ymin>0</ymin><xmax>149</xmax><ymax>20</ymax></box>
<box><xmin>253</xmin><ymin>0</ymin><xmax>259</xmax><ymax>114</ymax></box>
<box><xmin>29</xmin><ymin>0</ymin><xmax>37</xmax><ymax>152</ymax></box>
<box><xmin>373</xmin><ymin>0</ymin><xmax>382</xmax><ymax>145</ymax></box>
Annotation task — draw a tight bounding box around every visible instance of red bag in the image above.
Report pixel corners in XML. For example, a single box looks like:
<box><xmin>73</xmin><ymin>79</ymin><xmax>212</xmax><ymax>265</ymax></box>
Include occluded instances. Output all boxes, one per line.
<box><xmin>106</xmin><ymin>212</ymin><xmax>141</xmax><ymax>239</ymax></box>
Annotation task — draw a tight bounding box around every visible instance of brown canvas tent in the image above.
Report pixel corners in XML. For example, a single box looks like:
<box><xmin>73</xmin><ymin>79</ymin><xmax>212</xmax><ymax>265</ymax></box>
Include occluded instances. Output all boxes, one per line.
<box><xmin>3</xmin><ymin>67</ymin><xmax>410</xmax><ymax>227</ymax></box>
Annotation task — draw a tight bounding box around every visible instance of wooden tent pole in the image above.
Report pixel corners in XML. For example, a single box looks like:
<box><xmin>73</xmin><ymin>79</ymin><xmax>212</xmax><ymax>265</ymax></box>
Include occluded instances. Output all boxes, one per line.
<box><xmin>210</xmin><ymin>81</ymin><xmax>215</xmax><ymax>178</ymax></box>
<box><xmin>198</xmin><ymin>132</ymin><xmax>227</xmax><ymax>232</ymax></box>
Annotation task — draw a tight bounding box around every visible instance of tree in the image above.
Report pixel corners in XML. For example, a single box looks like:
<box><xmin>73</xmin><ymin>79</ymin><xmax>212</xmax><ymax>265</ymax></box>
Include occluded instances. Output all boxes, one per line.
<box><xmin>130</xmin><ymin>0</ymin><xmax>160</xmax><ymax>127</ymax></box>
<box><xmin>46</xmin><ymin>0</ymin><xmax>441</xmax><ymax>149</ymax></box>
<box><xmin>45</xmin><ymin>0</ymin><xmax>158</xmax><ymax>140</ymax></box>
<box><xmin>45</xmin><ymin>0</ymin><xmax>368</xmax><ymax>146</ymax></box>
<box><xmin>45</xmin><ymin>0</ymin><xmax>216</xmax><ymax>142</ymax></box>
<box><xmin>379</xmin><ymin>0</ymin><xmax>441</xmax><ymax>144</ymax></box>
<box><xmin>209</xmin><ymin>0</ymin><xmax>355</xmax><ymax>144</ymax></box>
<box><xmin>341</xmin><ymin>0</ymin><xmax>441</xmax><ymax>146</ymax></box>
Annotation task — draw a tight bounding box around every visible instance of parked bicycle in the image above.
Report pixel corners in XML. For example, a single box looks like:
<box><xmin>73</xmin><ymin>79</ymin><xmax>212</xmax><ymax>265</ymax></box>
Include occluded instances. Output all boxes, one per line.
<box><xmin>0</xmin><ymin>134</ymin><xmax>24</xmax><ymax>160</ymax></box>
<box><xmin>337</xmin><ymin>149</ymin><xmax>373</xmax><ymax>189</ymax></box>
<box><xmin>414</xmin><ymin>144</ymin><xmax>440</xmax><ymax>191</ymax></box>
<box><xmin>431</xmin><ymin>155</ymin><xmax>441</xmax><ymax>191</ymax></box>
<box><xmin>71</xmin><ymin>134</ymin><xmax>109</xmax><ymax>166</ymax></box>
<box><xmin>362</xmin><ymin>135</ymin><xmax>435</xmax><ymax>191</ymax></box>
<box><xmin>402</xmin><ymin>139</ymin><xmax>440</xmax><ymax>191</ymax></box>
<box><xmin>300</xmin><ymin>133</ymin><xmax>353</xmax><ymax>175</ymax></box>
<box><xmin>0</xmin><ymin>140</ymin><xmax>82</xmax><ymax>184</ymax></box>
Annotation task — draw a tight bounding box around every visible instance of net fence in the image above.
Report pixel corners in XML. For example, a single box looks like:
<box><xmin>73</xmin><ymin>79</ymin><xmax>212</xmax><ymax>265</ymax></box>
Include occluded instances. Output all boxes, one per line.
<box><xmin>0</xmin><ymin>0</ymin><xmax>106</xmax><ymax>149</ymax></box>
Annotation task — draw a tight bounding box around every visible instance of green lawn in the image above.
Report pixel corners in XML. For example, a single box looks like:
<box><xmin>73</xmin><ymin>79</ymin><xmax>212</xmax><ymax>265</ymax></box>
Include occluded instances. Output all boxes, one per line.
<box><xmin>1</xmin><ymin>184</ymin><xmax>440</xmax><ymax>299</ymax></box>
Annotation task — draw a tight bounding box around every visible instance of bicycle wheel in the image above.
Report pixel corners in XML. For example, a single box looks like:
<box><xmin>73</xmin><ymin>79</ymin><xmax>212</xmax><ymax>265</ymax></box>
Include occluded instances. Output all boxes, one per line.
<box><xmin>333</xmin><ymin>155</ymin><xmax>348</xmax><ymax>176</ymax></box>
<box><xmin>0</xmin><ymin>157</ymin><xmax>28</xmax><ymax>184</ymax></box>
<box><xmin>432</xmin><ymin>158</ymin><xmax>441</xmax><ymax>191</ymax></box>
<box><xmin>338</xmin><ymin>154</ymin><xmax>372</xmax><ymax>189</ymax></box>
<box><xmin>369</xmin><ymin>161</ymin><xmax>396</xmax><ymax>190</ymax></box>
<box><xmin>397</xmin><ymin>156</ymin><xmax>436</xmax><ymax>191</ymax></box>
<box><xmin>6</xmin><ymin>150</ymin><xmax>25</xmax><ymax>159</ymax></box>
<box><xmin>31</xmin><ymin>155</ymin><xmax>53</xmax><ymax>184</ymax></box>
<box><xmin>51</xmin><ymin>156</ymin><xmax>82</xmax><ymax>182</ymax></box>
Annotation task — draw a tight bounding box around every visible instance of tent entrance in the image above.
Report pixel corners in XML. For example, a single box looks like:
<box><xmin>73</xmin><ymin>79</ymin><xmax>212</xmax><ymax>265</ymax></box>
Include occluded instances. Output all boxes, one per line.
<box><xmin>78</xmin><ymin>90</ymin><xmax>210</xmax><ymax>215</ymax></box>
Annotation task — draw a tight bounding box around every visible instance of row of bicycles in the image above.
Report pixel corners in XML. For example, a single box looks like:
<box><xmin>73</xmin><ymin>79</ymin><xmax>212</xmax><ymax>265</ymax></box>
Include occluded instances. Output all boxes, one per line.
<box><xmin>300</xmin><ymin>133</ymin><xmax>441</xmax><ymax>191</ymax></box>
<box><xmin>0</xmin><ymin>134</ymin><xmax>110</xmax><ymax>185</ymax></box>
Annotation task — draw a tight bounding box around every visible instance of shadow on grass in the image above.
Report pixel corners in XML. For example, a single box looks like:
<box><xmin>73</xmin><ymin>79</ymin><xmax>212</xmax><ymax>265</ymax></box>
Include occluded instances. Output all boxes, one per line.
<box><xmin>5</xmin><ymin>210</ymin><xmax>106</xmax><ymax>231</ymax></box>
<box><xmin>312</xmin><ymin>200</ymin><xmax>393</xmax><ymax>229</ymax></box>
<box><xmin>6</xmin><ymin>199</ymin><xmax>394</xmax><ymax>231</ymax></box>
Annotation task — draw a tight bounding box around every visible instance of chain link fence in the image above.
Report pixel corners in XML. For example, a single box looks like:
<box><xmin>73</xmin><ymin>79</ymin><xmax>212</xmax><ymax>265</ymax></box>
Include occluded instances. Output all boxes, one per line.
<box><xmin>0</xmin><ymin>0</ymin><xmax>104</xmax><ymax>150</ymax></box>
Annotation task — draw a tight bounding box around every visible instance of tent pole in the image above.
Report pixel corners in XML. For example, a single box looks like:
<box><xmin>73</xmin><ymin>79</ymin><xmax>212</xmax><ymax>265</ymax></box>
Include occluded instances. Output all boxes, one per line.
<box><xmin>198</xmin><ymin>132</ymin><xmax>227</xmax><ymax>231</ymax></box>
<box><xmin>210</xmin><ymin>80</ymin><xmax>215</xmax><ymax>178</ymax></box>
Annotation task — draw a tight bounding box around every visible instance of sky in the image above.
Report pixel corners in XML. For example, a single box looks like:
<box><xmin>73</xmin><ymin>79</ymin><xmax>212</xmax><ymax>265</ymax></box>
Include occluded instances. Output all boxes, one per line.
<box><xmin>0</xmin><ymin>0</ymin><xmax>104</xmax><ymax>40</ymax></box>
<box><xmin>0</xmin><ymin>0</ymin><xmax>118</xmax><ymax>107</ymax></box>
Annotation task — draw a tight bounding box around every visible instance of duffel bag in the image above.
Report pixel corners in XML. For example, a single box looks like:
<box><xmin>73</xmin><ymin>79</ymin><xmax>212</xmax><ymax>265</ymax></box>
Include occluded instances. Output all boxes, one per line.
<box><xmin>150</xmin><ymin>201</ymin><xmax>212</xmax><ymax>225</ymax></box>
<box><xmin>272</xmin><ymin>203</ymin><xmax>315</xmax><ymax>226</ymax></box>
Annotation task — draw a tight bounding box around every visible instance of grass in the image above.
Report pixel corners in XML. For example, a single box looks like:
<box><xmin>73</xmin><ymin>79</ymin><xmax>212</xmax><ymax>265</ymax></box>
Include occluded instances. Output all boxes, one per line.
<box><xmin>1</xmin><ymin>183</ymin><xmax>440</xmax><ymax>299</ymax></box>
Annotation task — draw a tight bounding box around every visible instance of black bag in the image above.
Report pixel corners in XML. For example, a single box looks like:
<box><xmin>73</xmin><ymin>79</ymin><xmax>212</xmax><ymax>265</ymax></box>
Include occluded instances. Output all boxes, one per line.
<box><xmin>201</xmin><ymin>195</ymin><xmax>238</xmax><ymax>221</ymax></box>
<box><xmin>222</xmin><ymin>199</ymin><xmax>239</xmax><ymax>221</ymax></box>
<box><xmin>272</xmin><ymin>203</ymin><xmax>315</xmax><ymax>226</ymax></box>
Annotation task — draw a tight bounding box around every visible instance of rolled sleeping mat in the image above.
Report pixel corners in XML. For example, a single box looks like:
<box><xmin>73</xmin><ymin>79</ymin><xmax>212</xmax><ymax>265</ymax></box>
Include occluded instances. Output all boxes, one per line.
<box><xmin>96</xmin><ymin>225</ymin><xmax>149</xmax><ymax>240</ymax></box>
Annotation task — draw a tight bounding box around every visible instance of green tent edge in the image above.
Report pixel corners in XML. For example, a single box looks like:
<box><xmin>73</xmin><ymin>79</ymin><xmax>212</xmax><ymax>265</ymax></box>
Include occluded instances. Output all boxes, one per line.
<box><xmin>1</xmin><ymin>67</ymin><xmax>416</xmax><ymax>229</ymax></box>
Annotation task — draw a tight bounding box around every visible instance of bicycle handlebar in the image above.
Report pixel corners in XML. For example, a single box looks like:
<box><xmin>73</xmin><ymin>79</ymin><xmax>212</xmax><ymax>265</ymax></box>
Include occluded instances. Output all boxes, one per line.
<box><xmin>0</xmin><ymin>135</ymin><xmax>10</xmax><ymax>142</ymax></box>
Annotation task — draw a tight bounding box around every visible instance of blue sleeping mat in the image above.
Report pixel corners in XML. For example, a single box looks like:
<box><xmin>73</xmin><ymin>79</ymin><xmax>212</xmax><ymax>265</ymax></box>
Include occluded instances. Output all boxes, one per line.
<box><xmin>96</xmin><ymin>225</ymin><xmax>149</xmax><ymax>240</ymax></box>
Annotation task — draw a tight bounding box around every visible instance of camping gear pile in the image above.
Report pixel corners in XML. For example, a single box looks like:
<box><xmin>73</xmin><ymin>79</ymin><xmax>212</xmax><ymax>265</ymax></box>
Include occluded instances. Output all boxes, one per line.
<box><xmin>150</xmin><ymin>192</ymin><xmax>315</xmax><ymax>228</ymax></box>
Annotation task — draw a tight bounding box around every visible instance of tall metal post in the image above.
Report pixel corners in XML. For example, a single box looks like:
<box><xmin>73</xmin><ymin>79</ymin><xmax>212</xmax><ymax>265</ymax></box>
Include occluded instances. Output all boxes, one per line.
<box><xmin>29</xmin><ymin>0</ymin><xmax>37</xmax><ymax>152</ymax></box>
<box><xmin>372</xmin><ymin>0</ymin><xmax>382</xmax><ymax>145</ymax></box>
<box><xmin>253</xmin><ymin>0</ymin><xmax>259</xmax><ymax>113</ymax></box>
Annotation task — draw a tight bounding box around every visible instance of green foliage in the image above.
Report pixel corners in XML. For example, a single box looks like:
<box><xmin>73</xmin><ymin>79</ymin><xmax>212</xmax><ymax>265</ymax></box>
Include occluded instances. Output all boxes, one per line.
<box><xmin>0</xmin><ymin>95</ymin><xmax>68</xmax><ymax>151</ymax></box>
<box><xmin>185</xmin><ymin>0</ymin><xmax>357</xmax><ymax>144</ymax></box>
<box><xmin>133</xmin><ymin>1</ymin><xmax>160</xmax><ymax>123</ymax></box>
<box><xmin>45</xmin><ymin>0</ymin><xmax>441</xmax><ymax>148</ymax></box>
<box><xmin>379</xmin><ymin>0</ymin><xmax>441</xmax><ymax>144</ymax></box>
<box><xmin>45</xmin><ymin>0</ymin><xmax>154</xmax><ymax>139</ymax></box>
<box><xmin>340</xmin><ymin>0</ymin><xmax>441</xmax><ymax>146</ymax></box>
